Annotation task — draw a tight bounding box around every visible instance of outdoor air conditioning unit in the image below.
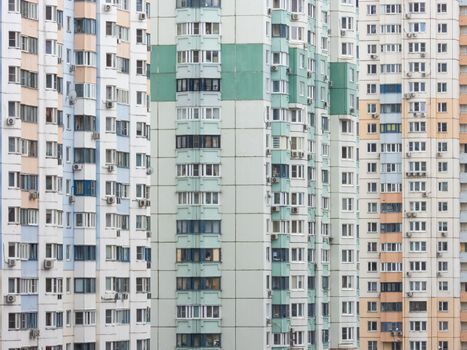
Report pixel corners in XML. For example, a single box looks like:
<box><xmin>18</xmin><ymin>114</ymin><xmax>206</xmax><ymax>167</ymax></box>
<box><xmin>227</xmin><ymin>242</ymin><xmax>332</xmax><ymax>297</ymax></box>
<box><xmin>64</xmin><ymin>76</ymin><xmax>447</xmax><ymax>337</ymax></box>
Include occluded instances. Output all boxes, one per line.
<box><xmin>104</xmin><ymin>4</ymin><xmax>112</xmax><ymax>11</ymax></box>
<box><xmin>441</xmin><ymin>232</ymin><xmax>447</xmax><ymax>237</ymax></box>
<box><xmin>91</xmin><ymin>132</ymin><xmax>100</xmax><ymax>140</ymax></box>
<box><xmin>406</xmin><ymin>232</ymin><xmax>412</xmax><ymax>237</ymax></box>
<box><xmin>146</xmin><ymin>231</ymin><xmax>151</xmax><ymax>238</ymax></box>
<box><xmin>6</xmin><ymin>117</ymin><xmax>16</xmax><ymax>126</ymax></box>
<box><xmin>7</xmin><ymin>259</ymin><xmax>16</xmax><ymax>267</ymax></box>
<box><xmin>271</xmin><ymin>206</ymin><xmax>279</xmax><ymax>212</ymax></box>
<box><xmin>292</xmin><ymin>207</ymin><xmax>299</xmax><ymax>214</ymax></box>
<box><xmin>29</xmin><ymin>329</ymin><xmax>40</xmax><ymax>339</ymax></box>
<box><xmin>341</xmin><ymin>30</ymin><xmax>346</xmax><ymax>36</ymax></box>
<box><xmin>407</xmin><ymin>292</ymin><xmax>413</xmax><ymax>297</ymax></box>
<box><xmin>370</xmin><ymin>54</ymin><xmax>378</xmax><ymax>59</ymax></box>
<box><xmin>406</xmin><ymin>272</ymin><xmax>412</xmax><ymax>277</ymax></box>
<box><xmin>271</xmin><ymin>65</ymin><xmax>278</xmax><ymax>71</ymax></box>
<box><xmin>69</xmin><ymin>65</ymin><xmax>75</xmax><ymax>72</ymax></box>
<box><xmin>307</xmin><ymin>71</ymin><xmax>312</xmax><ymax>78</ymax></box>
<box><xmin>271</xmin><ymin>177</ymin><xmax>278</xmax><ymax>184</ymax></box>
<box><xmin>29</xmin><ymin>191</ymin><xmax>39</xmax><ymax>200</ymax></box>
<box><xmin>73</xmin><ymin>164</ymin><xmax>82</xmax><ymax>172</ymax></box>
<box><xmin>406</xmin><ymin>72</ymin><xmax>412</xmax><ymax>77</ymax></box>
<box><xmin>138</xmin><ymin>13</ymin><xmax>146</xmax><ymax>20</ymax></box>
<box><xmin>106</xmin><ymin>196</ymin><xmax>115</xmax><ymax>205</ymax></box>
<box><xmin>138</xmin><ymin>199</ymin><xmax>147</xmax><ymax>207</ymax></box>
<box><xmin>43</xmin><ymin>259</ymin><xmax>54</xmax><ymax>270</ymax></box>
<box><xmin>307</xmin><ymin>98</ymin><xmax>313</xmax><ymax>105</ymax></box>
<box><xmin>271</xmin><ymin>234</ymin><xmax>278</xmax><ymax>240</ymax></box>
<box><xmin>267</xmin><ymin>290</ymin><xmax>272</xmax><ymax>298</ymax></box>
<box><xmin>69</xmin><ymin>196</ymin><xmax>75</xmax><ymax>203</ymax></box>
<box><xmin>106</xmin><ymin>101</ymin><xmax>114</xmax><ymax>109</ymax></box>
<box><xmin>291</xmin><ymin>14</ymin><xmax>299</xmax><ymax>20</ymax></box>
<box><xmin>146</xmin><ymin>167</ymin><xmax>153</xmax><ymax>175</ymax></box>
<box><xmin>5</xmin><ymin>294</ymin><xmax>16</xmax><ymax>304</ymax></box>
<box><xmin>107</xmin><ymin>164</ymin><xmax>115</xmax><ymax>173</ymax></box>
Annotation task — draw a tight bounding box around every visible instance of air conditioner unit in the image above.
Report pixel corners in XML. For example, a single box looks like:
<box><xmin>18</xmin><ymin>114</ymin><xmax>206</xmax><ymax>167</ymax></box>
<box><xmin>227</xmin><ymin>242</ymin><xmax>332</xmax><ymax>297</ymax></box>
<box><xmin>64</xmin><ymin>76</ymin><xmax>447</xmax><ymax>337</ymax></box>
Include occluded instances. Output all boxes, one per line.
<box><xmin>29</xmin><ymin>329</ymin><xmax>40</xmax><ymax>339</ymax></box>
<box><xmin>266</xmin><ymin>149</ymin><xmax>272</xmax><ymax>156</ymax></box>
<box><xmin>6</xmin><ymin>117</ymin><xmax>15</xmax><ymax>126</ymax></box>
<box><xmin>406</xmin><ymin>152</ymin><xmax>412</xmax><ymax>157</ymax></box>
<box><xmin>407</xmin><ymin>291</ymin><xmax>413</xmax><ymax>297</ymax></box>
<box><xmin>5</xmin><ymin>294</ymin><xmax>16</xmax><ymax>303</ymax></box>
<box><xmin>271</xmin><ymin>177</ymin><xmax>278</xmax><ymax>184</ymax></box>
<box><xmin>298</xmin><ymin>152</ymin><xmax>305</xmax><ymax>158</ymax></box>
<box><xmin>323</xmin><ymin>102</ymin><xmax>328</xmax><ymax>108</ymax></box>
<box><xmin>292</xmin><ymin>207</ymin><xmax>299</xmax><ymax>214</ymax></box>
<box><xmin>291</xmin><ymin>151</ymin><xmax>299</xmax><ymax>159</ymax></box>
<box><xmin>371</xmin><ymin>113</ymin><xmax>378</xmax><ymax>119</ymax></box>
<box><xmin>422</xmin><ymin>192</ymin><xmax>427</xmax><ymax>197</ymax></box>
<box><xmin>307</xmin><ymin>98</ymin><xmax>313</xmax><ymax>105</ymax></box>
<box><xmin>441</xmin><ymin>232</ymin><xmax>447</xmax><ymax>237</ymax></box>
<box><xmin>271</xmin><ymin>234</ymin><xmax>278</xmax><ymax>240</ymax></box>
<box><xmin>73</xmin><ymin>164</ymin><xmax>82</xmax><ymax>171</ymax></box>
<box><xmin>437</xmin><ymin>272</ymin><xmax>442</xmax><ymax>277</ymax></box>
<box><xmin>91</xmin><ymin>132</ymin><xmax>100</xmax><ymax>140</ymax></box>
<box><xmin>29</xmin><ymin>191</ymin><xmax>39</xmax><ymax>200</ymax></box>
<box><xmin>69</xmin><ymin>196</ymin><xmax>75</xmax><ymax>203</ymax></box>
<box><xmin>420</xmin><ymin>53</ymin><xmax>426</xmax><ymax>58</ymax></box>
<box><xmin>437</xmin><ymin>152</ymin><xmax>442</xmax><ymax>157</ymax></box>
<box><xmin>266</xmin><ymin>177</ymin><xmax>271</xmax><ymax>184</ymax></box>
<box><xmin>265</xmin><ymin>121</ymin><xmax>272</xmax><ymax>128</ymax></box>
<box><xmin>340</xmin><ymin>30</ymin><xmax>346</xmax><ymax>36</ymax></box>
<box><xmin>406</xmin><ymin>272</ymin><xmax>412</xmax><ymax>277</ymax></box>
<box><xmin>286</xmin><ymin>68</ymin><xmax>291</xmax><ymax>75</ymax></box>
<box><xmin>421</xmin><ymin>72</ymin><xmax>427</xmax><ymax>77</ymax></box>
<box><xmin>146</xmin><ymin>231</ymin><xmax>151</xmax><ymax>238</ymax></box>
<box><xmin>7</xmin><ymin>259</ymin><xmax>16</xmax><ymax>267</ymax></box>
<box><xmin>405</xmin><ymin>13</ymin><xmax>411</xmax><ymax>19</ymax></box>
<box><xmin>69</xmin><ymin>65</ymin><xmax>75</xmax><ymax>73</ymax></box>
<box><xmin>406</xmin><ymin>232</ymin><xmax>412</xmax><ymax>238</ymax></box>
<box><xmin>268</xmin><ymin>8</ymin><xmax>272</xmax><ymax>15</ymax></box>
<box><xmin>370</xmin><ymin>54</ymin><xmax>378</xmax><ymax>59</ymax></box>
<box><xmin>146</xmin><ymin>167</ymin><xmax>153</xmax><ymax>175</ymax></box>
<box><xmin>271</xmin><ymin>65</ymin><xmax>278</xmax><ymax>71</ymax></box>
<box><xmin>104</xmin><ymin>4</ymin><xmax>112</xmax><ymax>11</ymax></box>
<box><xmin>138</xmin><ymin>13</ymin><xmax>146</xmax><ymax>20</ymax></box>
<box><xmin>116</xmin><ymin>230</ymin><xmax>121</xmax><ymax>237</ymax></box>
<box><xmin>307</xmin><ymin>71</ymin><xmax>312</xmax><ymax>78</ymax></box>
<box><xmin>266</xmin><ymin>318</ymin><xmax>272</xmax><ymax>325</ymax></box>
<box><xmin>43</xmin><ymin>259</ymin><xmax>54</xmax><ymax>270</ymax></box>
<box><xmin>58</xmin><ymin>58</ymin><xmax>62</xmax><ymax>64</ymax></box>
<box><xmin>307</xmin><ymin>154</ymin><xmax>313</xmax><ymax>160</ymax></box>
<box><xmin>107</xmin><ymin>164</ymin><xmax>115</xmax><ymax>173</ymax></box>
<box><xmin>138</xmin><ymin>199</ymin><xmax>147</xmax><ymax>207</ymax></box>
<box><xmin>291</xmin><ymin>13</ymin><xmax>299</xmax><ymax>20</ymax></box>
<box><xmin>406</xmin><ymin>72</ymin><xmax>412</xmax><ymax>77</ymax></box>
<box><xmin>106</xmin><ymin>101</ymin><xmax>114</xmax><ymax>109</ymax></box>
<box><xmin>323</xmin><ymin>75</ymin><xmax>328</xmax><ymax>81</ymax></box>
<box><xmin>271</xmin><ymin>206</ymin><xmax>279</xmax><ymax>212</ymax></box>
<box><xmin>122</xmin><ymin>293</ymin><xmax>129</xmax><ymax>300</ymax></box>
<box><xmin>106</xmin><ymin>196</ymin><xmax>115</xmax><ymax>204</ymax></box>
<box><xmin>437</xmin><ymin>252</ymin><xmax>442</xmax><ymax>258</ymax></box>
<box><xmin>349</xmin><ymin>108</ymin><xmax>355</xmax><ymax>113</ymax></box>
<box><xmin>267</xmin><ymin>290</ymin><xmax>272</xmax><ymax>298</ymax></box>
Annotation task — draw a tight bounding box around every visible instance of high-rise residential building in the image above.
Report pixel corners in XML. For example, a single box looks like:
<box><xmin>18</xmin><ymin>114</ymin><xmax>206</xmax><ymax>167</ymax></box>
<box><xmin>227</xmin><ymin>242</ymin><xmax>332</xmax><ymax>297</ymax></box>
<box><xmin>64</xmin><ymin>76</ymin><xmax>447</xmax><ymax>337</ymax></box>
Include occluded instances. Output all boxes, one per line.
<box><xmin>1</xmin><ymin>1</ymin><xmax>151</xmax><ymax>349</ymax></box>
<box><xmin>359</xmin><ymin>1</ymin><xmax>460</xmax><ymax>350</ymax></box>
<box><xmin>151</xmin><ymin>1</ymin><xmax>358</xmax><ymax>349</ymax></box>
<box><xmin>460</xmin><ymin>2</ymin><xmax>467</xmax><ymax>348</ymax></box>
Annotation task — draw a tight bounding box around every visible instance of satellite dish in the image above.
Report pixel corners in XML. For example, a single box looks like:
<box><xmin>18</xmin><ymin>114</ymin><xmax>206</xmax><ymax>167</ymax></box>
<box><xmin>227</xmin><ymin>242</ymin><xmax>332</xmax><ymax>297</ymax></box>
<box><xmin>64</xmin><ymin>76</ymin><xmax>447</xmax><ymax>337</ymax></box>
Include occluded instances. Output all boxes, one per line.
<box><xmin>68</xmin><ymin>90</ymin><xmax>77</xmax><ymax>105</ymax></box>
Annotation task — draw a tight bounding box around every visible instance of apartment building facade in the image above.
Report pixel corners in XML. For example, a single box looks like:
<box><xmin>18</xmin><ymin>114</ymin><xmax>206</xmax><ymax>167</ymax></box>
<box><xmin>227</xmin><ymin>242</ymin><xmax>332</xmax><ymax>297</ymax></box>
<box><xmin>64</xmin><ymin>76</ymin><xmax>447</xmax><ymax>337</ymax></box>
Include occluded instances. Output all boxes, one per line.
<box><xmin>1</xmin><ymin>0</ymin><xmax>151</xmax><ymax>349</ymax></box>
<box><xmin>150</xmin><ymin>0</ymin><xmax>358</xmax><ymax>349</ymax></box>
<box><xmin>359</xmin><ymin>1</ymin><xmax>460</xmax><ymax>350</ymax></box>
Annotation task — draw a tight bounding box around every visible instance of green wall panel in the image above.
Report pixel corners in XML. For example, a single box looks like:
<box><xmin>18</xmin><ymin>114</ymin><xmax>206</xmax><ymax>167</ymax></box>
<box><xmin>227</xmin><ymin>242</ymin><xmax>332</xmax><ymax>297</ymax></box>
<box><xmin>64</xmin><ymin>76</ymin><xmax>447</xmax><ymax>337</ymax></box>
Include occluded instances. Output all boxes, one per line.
<box><xmin>150</xmin><ymin>45</ymin><xmax>177</xmax><ymax>102</ymax></box>
<box><xmin>220</xmin><ymin>44</ymin><xmax>264</xmax><ymax>100</ymax></box>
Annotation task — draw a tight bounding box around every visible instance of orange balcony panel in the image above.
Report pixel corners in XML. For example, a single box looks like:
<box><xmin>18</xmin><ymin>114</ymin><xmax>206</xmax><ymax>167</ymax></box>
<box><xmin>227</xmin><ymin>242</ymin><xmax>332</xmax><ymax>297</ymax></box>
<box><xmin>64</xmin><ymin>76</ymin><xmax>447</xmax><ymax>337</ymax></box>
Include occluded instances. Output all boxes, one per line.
<box><xmin>461</xmin><ymin>15</ymin><xmax>467</xmax><ymax>26</ymax></box>
<box><xmin>380</xmin><ymin>193</ymin><xmax>402</xmax><ymax>203</ymax></box>
<box><xmin>461</xmin><ymin>331</ymin><xmax>467</xmax><ymax>342</ymax></box>
<box><xmin>461</xmin><ymin>115</ymin><xmax>467</xmax><ymax>125</ymax></box>
<box><xmin>380</xmin><ymin>312</ymin><xmax>403</xmax><ymax>323</ymax></box>
<box><xmin>380</xmin><ymin>252</ymin><xmax>402</xmax><ymax>263</ymax></box>
<box><xmin>461</xmin><ymin>292</ymin><xmax>467</xmax><ymax>301</ymax></box>
<box><xmin>461</xmin><ymin>56</ymin><xmax>467</xmax><ymax>66</ymax></box>
<box><xmin>461</xmin><ymin>310</ymin><xmax>467</xmax><ymax>322</ymax></box>
<box><xmin>379</xmin><ymin>292</ymin><xmax>403</xmax><ymax>302</ymax></box>
<box><xmin>461</xmin><ymin>73</ymin><xmax>467</xmax><ymax>85</ymax></box>
<box><xmin>380</xmin><ymin>213</ymin><xmax>402</xmax><ymax>223</ymax></box>
<box><xmin>461</xmin><ymin>34</ymin><xmax>467</xmax><ymax>46</ymax></box>
<box><xmin>461</xmin><ymin>94</ymin><xmax>467</xmax><ymax>106</ymax></box>
<box><xmin>461</xmin><ymin>133</ymin><xmax>467</xmax><ymax>144</ymax></box>
<box><xmin>380</xmin><ymin>233</ymin><xmax>402</xmax><ymax>244</ymax></box>
<box><xmin>74</xmin><ymin>67</ymin><xmax>97</xmax><ymax>84</ymax></box>
<box><xmin>74</xmin><ymin>2</ymin><xmax>96</xmax><ymax>19</ymax></box>
<box><xmin>74</xmin><ymin>34</ymin><xmax>96</xmax><ymax>51</ymax></box>
<box><xmin>379</xmin><ymin>273</ymin><xmax>403</xmax><ymax>283</ymax></box>
<box><xmin>381</xmin><ymin>332</ymin><xmax>402</xmax><ymax>343</ymax></box>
